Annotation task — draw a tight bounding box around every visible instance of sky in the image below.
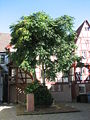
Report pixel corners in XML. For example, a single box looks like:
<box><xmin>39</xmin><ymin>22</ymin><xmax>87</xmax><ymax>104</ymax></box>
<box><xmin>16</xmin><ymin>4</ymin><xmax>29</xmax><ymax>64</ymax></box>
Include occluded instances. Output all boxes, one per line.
<box><xmin>0</xmin><ymin>0</ymin><xmax>90</xmax><ymax>33</ymax></box>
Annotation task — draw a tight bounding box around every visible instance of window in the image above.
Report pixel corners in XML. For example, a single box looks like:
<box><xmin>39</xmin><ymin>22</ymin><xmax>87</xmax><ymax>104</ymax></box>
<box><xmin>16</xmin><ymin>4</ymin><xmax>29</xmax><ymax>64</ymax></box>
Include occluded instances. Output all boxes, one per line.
<box><xmin>11</xmin><ymin>69</ymin><xmax>16</xmax><ymax>77</ymax></box>
<box><xmin>0</xmin><ymin>55</ymin><xmax>5</xmax><ymax>64</ymax></box>
<box><xmin>82</xmin><ymin>51</ymin><xmax>86</xmax><ymax>59</ymax></box>
<box><xmin>79</xmin><ymin>84</ymin><xmax>86</xmax><ymax>94</ymax></box>
<box><xmin>85</xmin><ymin>27</ymin><xmax>90</xmax><ymax>31</ymax></box>
<box><xmin>51</xmin><ymin>84</ymin><xmax>63</xmax><ymax>92</ymax></box>
<box><xmin>89</xmin><ymin>51</ymin><xmax>90</xmax><ymax>57</ymax></box>
<box><xmin>88</xmin><ymin>27</ymin><xmax>90</xmax><ymax>31</ymax></box>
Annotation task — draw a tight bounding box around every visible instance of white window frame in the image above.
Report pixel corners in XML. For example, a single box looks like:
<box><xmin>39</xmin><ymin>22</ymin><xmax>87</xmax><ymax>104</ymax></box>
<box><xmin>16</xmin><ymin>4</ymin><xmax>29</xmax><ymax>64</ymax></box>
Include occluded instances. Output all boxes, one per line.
<box><xmin>79</xmin><ymin>84</ymin><xmax>86</xmax><ymax>94</ymax></box>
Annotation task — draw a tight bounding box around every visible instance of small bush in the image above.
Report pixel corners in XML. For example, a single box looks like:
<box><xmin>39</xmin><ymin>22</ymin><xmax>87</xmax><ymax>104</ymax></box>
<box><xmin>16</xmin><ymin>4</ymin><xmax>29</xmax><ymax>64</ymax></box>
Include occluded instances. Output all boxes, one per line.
<box><xmin>25</xmin><ymin>80</ymin><xmax>40</xmax><ymax>94</ymax></box>
<box><xmin>34</xmin><ymin>85</ymin><xmax>53</xmax><ymax>107</ymax></box>
<box><xmin>25</xmin><ymin>80</ymin><xmax>53</xmax><ymax>107</ymax></box>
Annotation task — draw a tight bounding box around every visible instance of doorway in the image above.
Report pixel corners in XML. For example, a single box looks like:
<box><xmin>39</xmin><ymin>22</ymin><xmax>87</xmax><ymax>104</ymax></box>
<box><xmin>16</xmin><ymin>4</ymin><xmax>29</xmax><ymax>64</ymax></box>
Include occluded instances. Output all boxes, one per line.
<box><xmin>0</xmin><ymin>70</ymin><xmax>3</xmax><ymax>103</ymax></box>
<box><xmin>3</xmin><ymin>74</ymin><xmax>8</xmax><ymax>103</ymax></box>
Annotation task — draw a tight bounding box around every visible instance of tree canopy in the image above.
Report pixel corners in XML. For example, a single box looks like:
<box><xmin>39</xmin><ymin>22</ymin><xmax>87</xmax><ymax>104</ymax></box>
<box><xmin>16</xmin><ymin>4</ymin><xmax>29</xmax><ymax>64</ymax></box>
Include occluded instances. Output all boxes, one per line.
<box><xmin>10</xmin><ymin>12</ymin><xmax>79</xmax><ymax>81</ymax></box>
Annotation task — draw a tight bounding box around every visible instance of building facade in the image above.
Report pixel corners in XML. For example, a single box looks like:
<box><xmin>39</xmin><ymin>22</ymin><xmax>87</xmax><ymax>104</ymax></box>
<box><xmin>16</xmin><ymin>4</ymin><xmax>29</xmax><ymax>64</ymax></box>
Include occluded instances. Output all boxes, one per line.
<box><xmin>0</xmin><ymin>33</ymin><xmax>11</xmax><ymax>103</ymax></box>
<box><xmin>71</xmin><ymin>20</ymin><xmax>90</xmax><ymax>101</ymax></box>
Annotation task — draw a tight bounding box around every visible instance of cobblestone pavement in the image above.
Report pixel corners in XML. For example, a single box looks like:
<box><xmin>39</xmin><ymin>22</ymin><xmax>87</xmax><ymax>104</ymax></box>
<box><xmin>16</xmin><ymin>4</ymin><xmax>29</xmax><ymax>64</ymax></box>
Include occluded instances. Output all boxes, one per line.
<box><xmin>0</xmin><ymin>103</ymin><xmax>90</xmax><ymax>120</ymax></box>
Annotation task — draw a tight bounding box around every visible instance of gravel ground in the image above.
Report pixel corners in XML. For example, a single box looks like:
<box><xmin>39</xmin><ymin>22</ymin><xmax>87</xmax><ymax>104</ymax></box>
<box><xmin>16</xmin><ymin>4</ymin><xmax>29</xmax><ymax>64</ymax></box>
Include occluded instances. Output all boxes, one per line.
<box><xmin>0</xmin><ymin>103</ymin><xmax>90</xmax><ymax>120</ymax></box>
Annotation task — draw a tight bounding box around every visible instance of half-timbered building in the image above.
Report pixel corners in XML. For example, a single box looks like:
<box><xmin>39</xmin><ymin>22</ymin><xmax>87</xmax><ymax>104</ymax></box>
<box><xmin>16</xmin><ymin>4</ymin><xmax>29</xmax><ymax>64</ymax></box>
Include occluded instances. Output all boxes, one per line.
<box><xmin>1</xmin><ymin>20</ymin><xmax>90</xmax><ymax>103</ymax></box>
<box><xmin>71</xmin><ymin>20</ymin><xmax>90</xmax><ymax>102</ymax></box>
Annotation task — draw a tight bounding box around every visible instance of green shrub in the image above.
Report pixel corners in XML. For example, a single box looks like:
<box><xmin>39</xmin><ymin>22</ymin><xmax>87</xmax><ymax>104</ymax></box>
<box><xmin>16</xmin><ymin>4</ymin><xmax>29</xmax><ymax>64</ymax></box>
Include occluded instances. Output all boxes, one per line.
<box><xmin>25</xmin><ymin>80</ymin><xmax>40</xmax><ymax>94</ymax></box>
<box><xmin>34</xmin><ymin>85</ymin><xmax>53</xmax><ymax>107</ymax></box>
<box><xmin>25</xmin><ymin>80</ymin><xmax>53</xmax><ymax>107</ymax></box>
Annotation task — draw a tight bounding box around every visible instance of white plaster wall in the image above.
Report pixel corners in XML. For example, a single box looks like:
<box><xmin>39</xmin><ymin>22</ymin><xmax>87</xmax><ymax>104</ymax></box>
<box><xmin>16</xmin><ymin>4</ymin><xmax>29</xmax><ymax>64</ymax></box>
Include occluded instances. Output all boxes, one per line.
<box><xmin>51</xmin><ymin>84</ymin><xmax>72</xmax><ymax>102</ymax></box>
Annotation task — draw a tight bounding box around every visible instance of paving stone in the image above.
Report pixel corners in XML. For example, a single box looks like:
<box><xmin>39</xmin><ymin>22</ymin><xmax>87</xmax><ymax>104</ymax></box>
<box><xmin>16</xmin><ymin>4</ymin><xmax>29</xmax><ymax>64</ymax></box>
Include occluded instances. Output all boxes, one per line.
<box><xmin>0</xmin><ymin>103</ymin><xmax>90</xmax><ymax>120</ymax></box>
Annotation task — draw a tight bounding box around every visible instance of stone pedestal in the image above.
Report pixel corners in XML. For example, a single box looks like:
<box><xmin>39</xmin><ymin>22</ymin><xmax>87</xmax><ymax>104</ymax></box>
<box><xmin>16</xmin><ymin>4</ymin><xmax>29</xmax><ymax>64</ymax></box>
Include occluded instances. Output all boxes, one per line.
<box><xmin>27</xmin><ymin>93</ymin><xmax>34</xmax><ymax>112</ymax></box>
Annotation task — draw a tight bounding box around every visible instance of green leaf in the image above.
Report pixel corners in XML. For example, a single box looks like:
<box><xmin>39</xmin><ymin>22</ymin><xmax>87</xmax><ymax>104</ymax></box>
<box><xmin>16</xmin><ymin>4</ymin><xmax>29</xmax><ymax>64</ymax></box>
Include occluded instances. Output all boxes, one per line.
<box><xmin>9</xmin><ymin>11</ymin><xmax>79</xmax><ymax>82</ymax></box>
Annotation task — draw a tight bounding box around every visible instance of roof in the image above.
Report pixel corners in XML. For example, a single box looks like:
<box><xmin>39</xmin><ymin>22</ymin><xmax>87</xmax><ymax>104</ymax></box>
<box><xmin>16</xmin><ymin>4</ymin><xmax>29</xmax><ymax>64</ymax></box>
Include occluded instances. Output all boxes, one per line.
<box><xmin>75</xmin><ymin>20</ymin><xmax>90</xmax><ymax>43</ymax></box>
<box><xmin>6</xmin><ymin>44</ymin><xmax>12</xmax><ymax>50</ymax></box>
<box><xmin>0</xmin><ymin>33</ymin><xmax>11</xmax><ymax>52</ymax></box>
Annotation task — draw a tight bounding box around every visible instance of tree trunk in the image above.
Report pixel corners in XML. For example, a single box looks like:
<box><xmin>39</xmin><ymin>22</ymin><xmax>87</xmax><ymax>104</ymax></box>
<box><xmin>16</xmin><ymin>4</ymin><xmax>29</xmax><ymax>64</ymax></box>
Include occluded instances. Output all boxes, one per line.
<box><xmin>41</xmin><ymin>64</ymin><xmax>45</xmax><ymax>86</ymax></box>
<box><xmin>33</xmin><ymin>69</ymin><xmax>36</xmax><ymax>81</ymax></box>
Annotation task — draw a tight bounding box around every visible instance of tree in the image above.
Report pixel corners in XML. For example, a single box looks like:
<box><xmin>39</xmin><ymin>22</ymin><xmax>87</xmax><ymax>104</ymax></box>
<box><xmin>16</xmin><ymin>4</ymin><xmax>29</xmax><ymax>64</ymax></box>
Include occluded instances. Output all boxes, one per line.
<box><xmin>10</xmin><ymin>12</ymin><xmax>79</xmax><ymax>83</ymax></box>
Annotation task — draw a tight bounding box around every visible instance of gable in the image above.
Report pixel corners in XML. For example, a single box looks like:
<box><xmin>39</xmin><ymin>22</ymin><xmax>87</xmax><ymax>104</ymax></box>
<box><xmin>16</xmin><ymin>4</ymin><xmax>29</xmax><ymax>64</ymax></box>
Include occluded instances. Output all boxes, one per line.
<box><xmin>78</xmin><ymin>21</ymin><xmax>90</xmax><ymax>38</ymax></box>
<box><xmin>75</xmin><ymin>20</ymin><xmax>90</xmax><ymax>64</ymax></box>
<box><xmin>76</xmin><ymin>20</ymin><xmax>90</xmax><ymax>50</ymax></box>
